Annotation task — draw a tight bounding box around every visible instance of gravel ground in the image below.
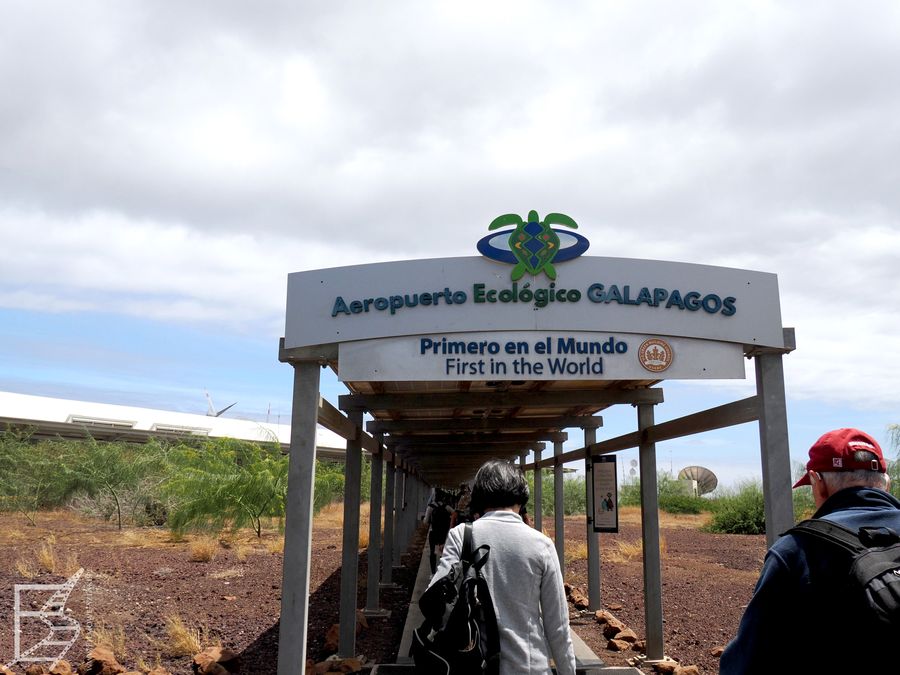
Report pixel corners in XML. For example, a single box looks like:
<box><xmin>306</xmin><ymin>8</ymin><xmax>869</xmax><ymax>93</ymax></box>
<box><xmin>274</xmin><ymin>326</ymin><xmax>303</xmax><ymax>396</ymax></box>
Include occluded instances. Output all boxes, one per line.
<box><xmin>0</xmin><ymin>509</ymin><xmax>767</xmax><ymax>674</ymax></box>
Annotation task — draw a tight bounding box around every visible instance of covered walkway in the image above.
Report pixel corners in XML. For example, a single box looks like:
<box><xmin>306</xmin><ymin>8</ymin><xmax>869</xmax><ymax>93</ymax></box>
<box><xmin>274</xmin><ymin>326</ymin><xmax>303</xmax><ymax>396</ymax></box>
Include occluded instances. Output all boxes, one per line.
<box><xmin>276</xmin><ymin>243</ymin><xmax>795</xmax><ymax>674</ymax></box>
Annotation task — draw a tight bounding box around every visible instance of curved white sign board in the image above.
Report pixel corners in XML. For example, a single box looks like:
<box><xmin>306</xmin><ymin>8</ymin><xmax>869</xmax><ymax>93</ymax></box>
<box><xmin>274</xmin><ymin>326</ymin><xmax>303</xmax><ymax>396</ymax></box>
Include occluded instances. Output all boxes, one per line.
<box><xmin>285</xmin><ymin>256</ymin><xmax>784</xmax><ymax>351</ymax></box>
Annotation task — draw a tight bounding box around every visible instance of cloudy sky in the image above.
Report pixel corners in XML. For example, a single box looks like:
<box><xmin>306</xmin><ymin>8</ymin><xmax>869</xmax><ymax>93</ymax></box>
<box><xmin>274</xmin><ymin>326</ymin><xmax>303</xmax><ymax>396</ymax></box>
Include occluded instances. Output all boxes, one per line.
<box><xmin>1</xmin><ymin>1</ymin><xmax>898</xmax><ymax>487</ymax></box>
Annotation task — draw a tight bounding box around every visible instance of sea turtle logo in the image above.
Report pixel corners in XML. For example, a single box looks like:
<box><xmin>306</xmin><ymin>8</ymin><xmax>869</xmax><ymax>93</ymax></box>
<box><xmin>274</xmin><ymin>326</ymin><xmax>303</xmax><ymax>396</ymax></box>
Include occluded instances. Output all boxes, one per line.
<box><xmin>477</xmin><ymin>210</ymin><xmax>589</xmax><ymax>281</ymax></box>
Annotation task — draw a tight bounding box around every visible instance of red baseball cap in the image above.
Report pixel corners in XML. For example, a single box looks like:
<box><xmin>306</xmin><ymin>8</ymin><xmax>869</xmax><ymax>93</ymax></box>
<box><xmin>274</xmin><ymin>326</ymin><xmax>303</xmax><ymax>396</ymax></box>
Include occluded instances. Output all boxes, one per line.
<box><xmin>792</xmin><ymin>428</ymin><xmax>887</xmax><ymax>488</ymax></box>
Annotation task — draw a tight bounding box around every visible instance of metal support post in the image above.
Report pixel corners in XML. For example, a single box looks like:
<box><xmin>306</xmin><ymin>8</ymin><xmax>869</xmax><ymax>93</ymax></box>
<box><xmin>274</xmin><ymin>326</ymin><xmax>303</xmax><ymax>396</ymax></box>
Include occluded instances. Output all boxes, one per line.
<box><xmin>393</xmin><ymin>466</ymin><xmax>403</xmax><ymax>567</ymax></box>
<box><xmin>755</xmin><ymin>353</ymin><xmax>795</xmax><ymax>547</ymax></box>
<box><xmin>338</xmin><ymin>410</ymin><xmax>363</xmax><ymax>657</ymax></box>
<box><xmin>554</xmin><ymin>440</ymin><xmax>565</xmax><ymax>575</ymax></box>
<box><xmin>277</xmin><ymin>362</ymin><xmax>320</xmax><ymax>675</ymax></box>
<box><xmin>382</xmin><ymin>459</ymin><xmax>396</xmax><ymax>584</ymax></box>
<box><xmin>638</xmin><ymin>404</ymin><xmax>664</xmax><ymax>661</ymax></box>
<box><xmin>399</xmin><ymin>471</ymin><xmax>409</xmax><ymax>554</ymax></box>
<box><xmin>533</xmin><ymin>446</ymin><xmax>543</xmax><ymax>531</ymax></box>
<box><xmin>365</xmin><ymin>434</ymin><xmax>385</xmax><ymax>613</ymax></box>
<box><xmin>584</xmin><ymin>427</ymin><xmax>601</xmax><ymax>610</ymax></box>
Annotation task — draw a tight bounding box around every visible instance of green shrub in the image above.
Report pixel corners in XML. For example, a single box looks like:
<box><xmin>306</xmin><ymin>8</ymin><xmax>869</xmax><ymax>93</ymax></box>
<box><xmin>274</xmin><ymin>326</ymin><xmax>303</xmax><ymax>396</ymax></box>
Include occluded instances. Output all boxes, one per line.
<box><xmin>658</xmin><ymin>493</ymin><xmax>707</xmax><ymax>514</ymax></box>
<box><xmin>706</xmin><ymin>481</ymin><xmax>766</xmax><ymax>534</ymax></box>
<box><xmin>618</xmin><ymin>479</ymin><xmax>642</xmax><ymax>507</ymax></box>
<box><xmin>525</xmin><ymin>470</ymin><xmax>588</xmax><ymax>517</ymax></box>
<box><xmin>617</xmin><ymin>471</ymin><xmax>711</xmax><ymax>514</ymax></box>
<box><xmin>792</xmin><ymin>486</ymin><xmax>816</xmax><ymax>521</ymax></box>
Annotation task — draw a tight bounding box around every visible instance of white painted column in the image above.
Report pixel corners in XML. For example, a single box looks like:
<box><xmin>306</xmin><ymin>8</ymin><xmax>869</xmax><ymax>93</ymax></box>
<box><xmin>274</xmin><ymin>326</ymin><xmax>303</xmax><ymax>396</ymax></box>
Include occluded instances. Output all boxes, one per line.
<box><xmin>365</xmin><ymin>434</ymin><xmax>384</xmax><ymax>613</ymax></box>
<box><xmin>638</xmin><ymin>404</ymin><xmax>664</xmax><ymax>661</ymax></box>
<box><xmin>755</xmin><ymin>353</ymin><xmax>795</xmax><ymax>547</ymax></box>
<box><xmin>277</xmin><ymin>362</ymin><xmax>320</xmax><ymax>675</ymax></box>
<box><xmin>533</xmin><ymin>444</ymin><xmax>543</xmax><ymax>531</ymax></box>
<box><xmin>392</xmin><ymin>466</ymin><xmax>403</xmax><ymax>567</ymax></box>
<box><xmin>554</xmin><ymin>440</ymin><xmax>565</xmax><ymax>575</ymax></box>
<box><xmin>382</xmin><ymin>458</ymin><xmax>396</xmax><ymax>584</ymax></box>
<box><xmin>338</xmin><ymin>410</ymin><xmax>363</xmax><ymax>657</ymax></box>
<box><xmin>584</xmin><ymin>427</ymin><xmax>601</xmax><ymax>610</ymax></box>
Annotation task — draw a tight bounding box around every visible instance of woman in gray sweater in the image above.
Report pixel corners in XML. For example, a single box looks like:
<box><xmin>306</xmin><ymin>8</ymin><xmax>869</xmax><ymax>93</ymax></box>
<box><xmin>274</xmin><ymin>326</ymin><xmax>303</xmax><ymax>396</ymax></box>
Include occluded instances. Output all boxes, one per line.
<box><xmin>429</xmin><ymin>460</ymin><xmax>576</xmax><ymax>675</ymax></box>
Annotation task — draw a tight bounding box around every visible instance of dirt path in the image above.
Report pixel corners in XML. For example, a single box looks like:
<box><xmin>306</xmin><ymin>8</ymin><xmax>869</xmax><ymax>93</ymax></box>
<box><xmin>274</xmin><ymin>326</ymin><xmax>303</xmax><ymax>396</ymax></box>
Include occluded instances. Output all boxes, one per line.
<box><xmin>0</xmin><ymin>509</ymin><xmax>766</xmax><ymax>674</ymax></box>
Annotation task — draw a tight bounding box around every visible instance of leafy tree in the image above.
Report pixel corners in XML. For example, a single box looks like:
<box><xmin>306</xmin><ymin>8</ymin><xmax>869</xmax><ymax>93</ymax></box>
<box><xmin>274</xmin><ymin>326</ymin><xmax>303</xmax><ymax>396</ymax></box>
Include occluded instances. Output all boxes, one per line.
<box><xmin>0</xmin><ymin>430</ymin><xmax>74</xmax><ymax>525</ymax></box>
<box><xmin>163</xmin><ymin>437</ymin><xmax>288</xmax><ymax>537</ymax></box>
<box><xmin>69</xmin><ymin>437</ymin><xmax>164</xmax><ymax>530</ymax></box>
<box><xmin>314</xmin><ymin>459</ymin><xmax>345</xmax><ymax>512</ymax></box>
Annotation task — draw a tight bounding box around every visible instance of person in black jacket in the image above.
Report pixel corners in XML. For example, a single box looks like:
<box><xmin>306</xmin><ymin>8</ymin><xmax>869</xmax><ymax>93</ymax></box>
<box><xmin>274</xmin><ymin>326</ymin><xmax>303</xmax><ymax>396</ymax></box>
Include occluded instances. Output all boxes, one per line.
<box><xmin>720</xmin><ymin>428</ymin><xmax>900</xmax><ymax>674</ymax></box>
<box><xmin>425</xmin><ymin>488</ymin><xmax>455</xmax><ymax>573</ymax></box>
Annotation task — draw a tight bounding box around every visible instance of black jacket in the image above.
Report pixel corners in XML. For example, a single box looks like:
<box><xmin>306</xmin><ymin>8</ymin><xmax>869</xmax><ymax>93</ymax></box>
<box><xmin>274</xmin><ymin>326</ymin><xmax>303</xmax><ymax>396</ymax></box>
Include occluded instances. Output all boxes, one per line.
<box><xmin>720</xmin><ymin>486</ymin><xmax>900</xmax><ymax>674</ymax></box>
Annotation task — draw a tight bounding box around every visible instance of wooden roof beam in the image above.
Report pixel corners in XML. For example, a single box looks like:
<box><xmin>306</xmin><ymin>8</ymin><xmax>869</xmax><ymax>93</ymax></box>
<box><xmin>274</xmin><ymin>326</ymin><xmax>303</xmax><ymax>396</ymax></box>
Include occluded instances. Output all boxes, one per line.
<box><xmin>340</xmin><ymin>389</ymin><xmax>663</xmax><ymax>412</ymax></box>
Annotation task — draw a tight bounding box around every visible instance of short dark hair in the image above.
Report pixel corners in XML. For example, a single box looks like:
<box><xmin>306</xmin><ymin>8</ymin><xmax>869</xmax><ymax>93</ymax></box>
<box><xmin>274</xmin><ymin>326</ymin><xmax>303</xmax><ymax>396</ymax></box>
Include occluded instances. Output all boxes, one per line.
<box><xmin>470</xmin><ymin>460</ymin><xmax>529</xmax><ymax>514</ymax></box>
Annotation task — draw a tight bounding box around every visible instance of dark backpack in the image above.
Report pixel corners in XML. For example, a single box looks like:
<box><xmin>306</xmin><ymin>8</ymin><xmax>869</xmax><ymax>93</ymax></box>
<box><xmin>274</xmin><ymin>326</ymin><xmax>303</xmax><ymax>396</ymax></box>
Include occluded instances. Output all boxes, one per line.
<box><xmin>430</xmin><ymin>500</ymin><xmax>453</xmax><ymax>535</ymax></box>
<box><xmin>411</xmin><ymin>522</ymin><xmax>501</xmax><ymax>675</ymax></box>
<box><xmin>789</xmin><ymin>518</ymin><xmax>900</xmax><ymax>627</ymax></box>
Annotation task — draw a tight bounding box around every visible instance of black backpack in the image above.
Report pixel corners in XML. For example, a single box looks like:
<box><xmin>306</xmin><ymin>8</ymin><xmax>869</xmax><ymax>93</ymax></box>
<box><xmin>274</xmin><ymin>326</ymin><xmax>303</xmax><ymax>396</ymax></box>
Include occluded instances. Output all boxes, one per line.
<box><xmin>411</xmin><ymin>522</ymin><xmax>501</xmax><ymax>675</ymax></box>
<box><xmin>789</xmin><ymin>518</ymin><xmax>900</xmax><ymax>627</ymax></box>
<box><xmin>430</xmin><ymin>499</ymin><xmax>453</xmax><ymax>534</ymax></box>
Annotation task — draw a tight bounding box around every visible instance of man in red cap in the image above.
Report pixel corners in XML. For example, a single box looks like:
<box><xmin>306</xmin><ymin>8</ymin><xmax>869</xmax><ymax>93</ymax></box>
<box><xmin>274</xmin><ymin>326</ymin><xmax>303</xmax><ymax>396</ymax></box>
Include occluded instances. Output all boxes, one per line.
<box><xmin>720</xmin><ymin>428</ymin><xmax>900</xmax><ymax>673</ymax></box>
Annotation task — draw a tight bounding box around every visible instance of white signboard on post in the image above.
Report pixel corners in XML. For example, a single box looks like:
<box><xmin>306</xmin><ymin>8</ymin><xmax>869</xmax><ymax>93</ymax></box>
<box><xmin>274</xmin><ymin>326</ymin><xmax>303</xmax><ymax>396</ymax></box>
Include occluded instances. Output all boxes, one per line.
<box><xmin>592</xmin><ymin>455</ymin><xmax>619</xmax><ymax>533</ymax></box>
<box><xmin>338</xmin><ymin>331</ymin><xmax>744</xmax><ymax>381</ymax></box>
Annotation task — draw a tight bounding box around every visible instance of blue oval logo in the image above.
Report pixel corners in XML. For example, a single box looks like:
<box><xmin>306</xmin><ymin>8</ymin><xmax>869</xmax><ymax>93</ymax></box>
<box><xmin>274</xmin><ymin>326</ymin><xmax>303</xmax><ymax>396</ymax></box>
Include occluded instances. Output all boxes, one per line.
<box><xmin>477</xmin><ymin>229</ymin><xmax>590</xmax><ymax>266</ymax></box>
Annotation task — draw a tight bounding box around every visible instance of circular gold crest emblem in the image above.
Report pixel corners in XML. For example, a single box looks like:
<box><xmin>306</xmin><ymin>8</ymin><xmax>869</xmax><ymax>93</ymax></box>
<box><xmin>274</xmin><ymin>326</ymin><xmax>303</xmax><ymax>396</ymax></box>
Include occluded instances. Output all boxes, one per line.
<box><xmin>639</xmin><ymin>338</ymin><xmax>673</xmax><ymax>373</ymax></box>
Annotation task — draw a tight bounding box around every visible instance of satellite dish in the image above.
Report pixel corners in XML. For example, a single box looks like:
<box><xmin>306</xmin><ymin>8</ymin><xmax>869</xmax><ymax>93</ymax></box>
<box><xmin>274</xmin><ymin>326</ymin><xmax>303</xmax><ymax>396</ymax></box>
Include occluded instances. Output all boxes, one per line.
<box><xmin>629</xmin><ymin>468</ymin><xmax>637</xmax><ymax>477</ymax></box>
<box><xmin>630</xmin><ymin>459</ymin><xmax>638</xmax><ymax>468</ymax></box>
<box><xmin>678</xmin><ymin>466</ymin><xmax>718</xmax><ymax>495</ymax></box>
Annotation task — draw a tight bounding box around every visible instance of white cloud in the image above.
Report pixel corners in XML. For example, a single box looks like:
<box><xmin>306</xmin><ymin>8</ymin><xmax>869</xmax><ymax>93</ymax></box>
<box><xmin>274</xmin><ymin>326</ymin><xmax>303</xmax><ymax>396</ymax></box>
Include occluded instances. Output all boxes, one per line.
<box><xmin>2</xmin><ymin>0</ymin><xmax>900</xmax><ymax>414</ymax></box>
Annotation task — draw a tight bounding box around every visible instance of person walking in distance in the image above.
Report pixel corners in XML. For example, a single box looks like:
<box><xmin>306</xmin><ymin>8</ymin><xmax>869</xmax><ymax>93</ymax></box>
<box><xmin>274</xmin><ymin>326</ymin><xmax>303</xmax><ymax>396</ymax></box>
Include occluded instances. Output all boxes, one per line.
<box><xmin>429</xmin><ymin>460</ymin><xmax>576</xmax><ymax>675</ymax></box>
<box><xmin>424</xmin><ymin>488</ymin><xmax>454</xmax><ymax>574</ymax></box>
<box><xmin>720</xmin><ymin>428</ymin><xmax>900</xmax><ymax>674</ymax></box>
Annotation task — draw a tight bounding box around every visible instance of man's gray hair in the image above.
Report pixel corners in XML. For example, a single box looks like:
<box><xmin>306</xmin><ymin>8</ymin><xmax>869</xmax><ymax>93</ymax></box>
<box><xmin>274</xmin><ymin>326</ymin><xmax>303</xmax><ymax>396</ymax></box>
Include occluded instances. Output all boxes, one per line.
<box><xmin>821</xmin><ymin>450</ymin><xmax>890</xmax><ymax>492</ymax></box>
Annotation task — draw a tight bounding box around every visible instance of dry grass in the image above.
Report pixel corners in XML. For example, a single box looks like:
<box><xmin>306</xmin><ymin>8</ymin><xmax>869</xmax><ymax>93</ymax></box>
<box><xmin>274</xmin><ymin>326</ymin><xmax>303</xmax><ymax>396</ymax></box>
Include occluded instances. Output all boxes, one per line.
<box><xmin>37</xmin><ymin>540</ymin><xmax>58</xmax><ymax>573</ymax></box>
<box><xmin>188</xmin><ymin>537</ymin><xmax>219</xmax><ymax>563</ymax></box>
<box><xmin>312</xmin><ymin>501</ymin><xmax>377</xmax><ymax>549</ymax></box>
<box><xmin>616</xmin><ymin>505</ymin><xmax>711</xmax><ymax>529</ymax></box>
<box><xmin>162</xmin><ymin>614</ymin><xmax>219</xmax><ymax>657</ymax></box>
<box><xmin>87</xmin><ymin>621</ymin><xmax>127</xmax><ymax>661</ymax></box>
<box><xmin>234</xmin><ymin>543</ymin><xmax>252</xmax><ymax>561</ymax></box>
<box><xmin>564</xmin><ymin>541</ymin><xmax>589</xmax><ymax>566</ymax></box>
<box><xmin>209</xmin><ymin>567</ymin><xmax>243</xmax><ymax>580</ymax></box>
<box><xmin>14</xmin><ymin>558</ymin><xmax>37</xmax><ymax>578</ymax></box>
<box><xmin>313</xmin><ymin>501</ymin><xmax>346</xmax><ymax>528</ymax></box>
<box><xmin>136</xmin><ymin>654</ymin><xmax>162</xmax><ymax>673</ymax></box>
<box><xmin>265</xmin><ymin>536</ymin><xmax>284</xmax><ymax>554</ymax></box>
<box><xmin>162</xmin><ymin>614</ymin><xmax>202</xmax><ymax>656</ymax></box>
<box><xmin>119</xmin><ymin>530</ymin><xmax>147</xmax><ymax>547</ymax></box>
<box><xmin>61</xmin><ymin>551</ymin><xmax>81</xmax><ymax>576</ymax></box>
<box><xmin>605</xmin><ymin>535</ymin><xmax>668</xmax><ymax>564</ymax></box>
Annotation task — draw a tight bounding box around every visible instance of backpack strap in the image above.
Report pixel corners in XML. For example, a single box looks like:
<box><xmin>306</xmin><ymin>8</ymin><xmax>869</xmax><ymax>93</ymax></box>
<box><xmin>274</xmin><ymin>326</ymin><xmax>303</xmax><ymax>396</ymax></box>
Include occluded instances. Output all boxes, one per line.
<box><xmin>788</xmin><ymin>518</ymin><xmax>868</xmax><ymax>555</ymax></box>
<box><xmin>462</xmin><ymin>521</ymin><xmax>474</xmax><ymax>565</ymax></box>
<box><xmin>462</xmin><ymin>522</ymin><xmax>490</xmax><ymax>574</ymax></box>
